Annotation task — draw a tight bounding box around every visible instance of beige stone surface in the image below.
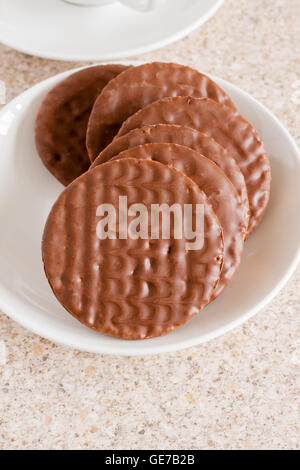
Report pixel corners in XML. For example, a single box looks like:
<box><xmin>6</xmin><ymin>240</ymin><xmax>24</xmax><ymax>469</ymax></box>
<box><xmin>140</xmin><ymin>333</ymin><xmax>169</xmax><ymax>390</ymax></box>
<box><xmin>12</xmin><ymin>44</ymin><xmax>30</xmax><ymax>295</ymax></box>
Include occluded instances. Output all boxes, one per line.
<box><xmin>0</xmin><ymin>0</ymin><xmax>299</xmax><ymax>450</ymax></box>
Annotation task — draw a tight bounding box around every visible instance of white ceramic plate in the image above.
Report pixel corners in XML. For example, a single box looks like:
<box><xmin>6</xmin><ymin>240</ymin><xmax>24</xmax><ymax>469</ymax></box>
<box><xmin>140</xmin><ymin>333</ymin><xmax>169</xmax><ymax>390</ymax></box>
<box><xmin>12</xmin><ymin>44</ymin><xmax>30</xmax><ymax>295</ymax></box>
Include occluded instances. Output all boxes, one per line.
<box><xmin>0</xmin><ymin>65</ymin><xmax>300</xmax><ymax>355</ymax></box>
<box><xmin>0</xmin><ymin>0</ymin><xmax>224</xmax><ymax>61</ymax></box>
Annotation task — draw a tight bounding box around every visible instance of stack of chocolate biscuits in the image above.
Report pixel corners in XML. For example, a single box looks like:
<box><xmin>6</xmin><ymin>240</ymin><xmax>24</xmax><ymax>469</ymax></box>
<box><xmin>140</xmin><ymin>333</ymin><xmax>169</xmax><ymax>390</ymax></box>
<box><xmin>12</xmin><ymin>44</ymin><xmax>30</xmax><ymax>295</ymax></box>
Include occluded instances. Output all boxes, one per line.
<box><xmin>36</xmin><ymin>62</ymin><xmax>271</xmax><ymax>340</ymax></box>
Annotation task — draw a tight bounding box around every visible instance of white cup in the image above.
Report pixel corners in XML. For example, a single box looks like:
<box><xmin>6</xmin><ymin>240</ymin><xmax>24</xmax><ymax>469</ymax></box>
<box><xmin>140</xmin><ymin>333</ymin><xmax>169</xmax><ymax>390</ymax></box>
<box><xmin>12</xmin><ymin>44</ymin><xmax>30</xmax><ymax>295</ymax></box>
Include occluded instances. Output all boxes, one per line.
<box><xmin>63</xmin><ymin>0</ymin><xmax>166</xmax><ymax>11</ymax></box>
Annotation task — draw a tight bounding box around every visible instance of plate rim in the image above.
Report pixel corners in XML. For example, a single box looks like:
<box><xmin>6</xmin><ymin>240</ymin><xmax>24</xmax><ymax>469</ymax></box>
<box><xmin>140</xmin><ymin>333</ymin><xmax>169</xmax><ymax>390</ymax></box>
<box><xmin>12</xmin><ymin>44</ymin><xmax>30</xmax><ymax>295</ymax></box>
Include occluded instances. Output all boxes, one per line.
<box><xmin>0</xmin><ymin>0</ymin><xmax>224</xmax><ymax>61</ymax></box>
<box><xmin>0</xmin><ymin>63</ymin><xmax>300</xmax><ymax>355</ymax></box>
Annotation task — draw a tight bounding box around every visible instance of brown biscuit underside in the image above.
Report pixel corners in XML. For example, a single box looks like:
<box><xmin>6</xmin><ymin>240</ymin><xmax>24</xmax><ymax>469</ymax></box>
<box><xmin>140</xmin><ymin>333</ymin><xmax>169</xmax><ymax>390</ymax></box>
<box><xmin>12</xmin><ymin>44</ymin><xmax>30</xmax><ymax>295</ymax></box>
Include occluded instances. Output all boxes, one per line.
<box><xmin>105</xmin><ymin>143</ymin><xmax>248</xmax><ymax>299</ymax></box>
<box><xmin>86</xmin><ymin>62</ymin><xmax>236</xmax><ymax>161</ymax></box>
<box><xmin>117</xmin><ymin>97</ymin><xmax>271</xmax><ymax>237</ymax></box>
<box><xmin>35</xmin><ymin>64</ymin><xmax>129</xmax><ymax>186</ymax></box>
<box><xmin>42</xmin><ymin>158</ymin><xmax>224</xmax><ymax>340</ymax></box>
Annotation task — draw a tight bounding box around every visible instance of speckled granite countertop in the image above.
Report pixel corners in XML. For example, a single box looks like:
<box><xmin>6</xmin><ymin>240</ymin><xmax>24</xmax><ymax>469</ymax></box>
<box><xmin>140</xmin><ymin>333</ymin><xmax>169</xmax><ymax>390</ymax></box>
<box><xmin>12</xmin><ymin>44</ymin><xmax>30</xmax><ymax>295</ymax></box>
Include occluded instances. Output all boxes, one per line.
<box><xmin>0</xmin><ymin>0</ymin><xmax>299</xmax><ymax>450</ymax></box>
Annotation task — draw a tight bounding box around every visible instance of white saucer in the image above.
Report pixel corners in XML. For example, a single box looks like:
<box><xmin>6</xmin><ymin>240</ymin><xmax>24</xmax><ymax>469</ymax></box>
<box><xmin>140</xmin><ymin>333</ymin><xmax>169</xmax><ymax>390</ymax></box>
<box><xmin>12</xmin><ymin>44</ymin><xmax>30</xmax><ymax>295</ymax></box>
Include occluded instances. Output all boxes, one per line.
<box><xmin>0</xmin><ymin>64</ymin><xmax>300</xmax><ymax>355</ymax></box>
<box><xmin>0</xmin><ymin>0</ymin><xmax>224</xmax><ymax>61</ymax></box>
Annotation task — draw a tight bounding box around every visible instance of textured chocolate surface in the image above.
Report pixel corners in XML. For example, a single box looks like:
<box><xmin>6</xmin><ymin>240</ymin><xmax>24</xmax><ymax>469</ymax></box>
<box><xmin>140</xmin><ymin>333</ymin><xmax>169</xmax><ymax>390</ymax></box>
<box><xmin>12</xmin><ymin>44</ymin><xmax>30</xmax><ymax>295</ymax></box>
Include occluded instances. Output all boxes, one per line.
<box><xmin>86</xmin><ymin>62</ymin><xmax>236</xmax><ymax>161</ymax></box>
<box><xmin>106</xmin><ymin>143</ymin><xmax>247</xmax><ymax>299</ymax></box>
<box><xmin>42</xmin><ymin>158</ymin><xmax>224</xmax><ymax>339</ymax></box>
<box><xmin>117</xmin><ymin>97</ymin><xmax>271</xmax><ymax>236</ymax></box>
<box><xmin>91</xmin><ymin>124</ymin><xmax>249</xmax><ymax>213</ymax></box>
<box><xmin>35</xmin><ymin>64</ymin><xmax>128</xmax><ymax>186</ymax></box>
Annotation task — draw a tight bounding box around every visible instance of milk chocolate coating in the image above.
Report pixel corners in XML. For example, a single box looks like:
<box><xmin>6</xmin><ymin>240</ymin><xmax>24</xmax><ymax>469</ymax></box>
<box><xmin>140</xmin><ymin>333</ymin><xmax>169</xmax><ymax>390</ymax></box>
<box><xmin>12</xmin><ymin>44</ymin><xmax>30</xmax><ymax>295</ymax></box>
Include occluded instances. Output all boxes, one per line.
<box><xmin>91</xmin><ymin>124</ymin><xmax>249</xmax><ymax>213</ymax></box>
<box><xmin>86</xmin><ymin>62</ymin><xmax>236</xmax><ymax>161</ymax></box>
<box><xmin>106</xmin><ymin>143</ymin><xmax>247</xmax><ymax>299</ymax></box>
<box><xmin>117</xmin><ymin>97</ymin><xmax>271</xmax><ymax>236</ymax></box>
<box><xmin>35</xmin><ymin>64</ymin><xmax>129</xmax><ymax>186</ymax></box>
<box><xmin>42</xmin><ymin>158</ymin><xmax>224</xmax><ymax>340</ymax></box>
